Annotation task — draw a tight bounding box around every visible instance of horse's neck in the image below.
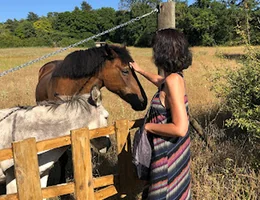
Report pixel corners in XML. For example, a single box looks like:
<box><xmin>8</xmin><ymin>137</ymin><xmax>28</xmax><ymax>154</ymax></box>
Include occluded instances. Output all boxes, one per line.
<box><xmin>52</xmin><ymin>76</ymin><xmax>103</xmax><ymax>96</ymax></box>
<box><xmin>79</xmin><ymin>77</ymin><xmax>104</xmax><ymax>94</ymax></box>
<box><xmin>34</xmin><ymin>104</ymin><xmax>91</xmax><ymax>139</ymax></box>
<box><xmin>6</xmin><ymin>104</ymin><xmax>91</xmax><ymax>145</ymax></box>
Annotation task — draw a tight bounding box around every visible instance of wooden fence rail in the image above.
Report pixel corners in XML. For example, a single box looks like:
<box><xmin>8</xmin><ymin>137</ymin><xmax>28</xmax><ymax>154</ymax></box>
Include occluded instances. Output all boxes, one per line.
<box><xmin>0</xmin><ymin>119</ymin><xmax>143</xmax><ymax>200</ymax></box>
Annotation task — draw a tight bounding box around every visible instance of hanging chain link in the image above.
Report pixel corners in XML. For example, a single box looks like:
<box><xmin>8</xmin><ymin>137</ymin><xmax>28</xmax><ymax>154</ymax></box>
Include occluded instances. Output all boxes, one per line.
<box><xmin>0</xmin><ymin>8</ymin><xmax>158</xmax><ymax>78</ymax></box>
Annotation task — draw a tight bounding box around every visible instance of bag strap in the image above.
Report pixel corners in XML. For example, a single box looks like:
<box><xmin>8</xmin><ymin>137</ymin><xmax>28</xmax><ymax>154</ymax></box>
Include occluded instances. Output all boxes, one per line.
<box><xmin>143</xmin><ymin>105</ymin><xmax>151</xmax><ymax>125</ymax></box>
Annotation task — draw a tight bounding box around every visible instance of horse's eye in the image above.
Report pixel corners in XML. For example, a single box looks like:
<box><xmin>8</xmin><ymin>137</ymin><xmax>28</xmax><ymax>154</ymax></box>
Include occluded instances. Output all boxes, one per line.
<box><xmin>121</xmin><ymin>69</ymin><xmax>129</xmax><ymax>76</ymax></box>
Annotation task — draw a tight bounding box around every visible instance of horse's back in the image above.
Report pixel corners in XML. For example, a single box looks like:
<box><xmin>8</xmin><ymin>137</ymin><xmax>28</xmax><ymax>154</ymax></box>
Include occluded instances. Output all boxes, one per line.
<box><xmin>36</xmin><ymin>61</ymin><xmax>62</xmax><ymax>103</ymax></box>
<box><xmin>38</xmin><ymin>61</ymin><xmax>60</xmax><ymax>80</ymax></box>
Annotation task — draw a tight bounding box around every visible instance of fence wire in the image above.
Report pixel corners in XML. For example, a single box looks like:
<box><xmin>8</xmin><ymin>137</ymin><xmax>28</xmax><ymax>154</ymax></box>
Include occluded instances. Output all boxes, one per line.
<box><xmin>0</xmin><ymin>8</ymin><xmax>158</xmax><ymax>78</ymax></box>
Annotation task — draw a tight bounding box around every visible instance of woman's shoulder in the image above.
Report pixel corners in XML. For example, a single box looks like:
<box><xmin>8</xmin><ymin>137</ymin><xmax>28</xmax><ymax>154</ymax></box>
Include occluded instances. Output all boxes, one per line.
<box><xmin>165</xmin><ymin>73</ymin><xmax>183</xmax><ymax>85</ymax></box>
<box><xmin>163</xmin><ymin>73</ymin><xmax>185</xmax><ymax>95</ymax></box>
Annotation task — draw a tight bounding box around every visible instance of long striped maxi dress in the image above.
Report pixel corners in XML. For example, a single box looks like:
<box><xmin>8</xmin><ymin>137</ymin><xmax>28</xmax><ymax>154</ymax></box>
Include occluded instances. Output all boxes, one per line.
<box><xmin>143</xmin><ymin>79</ymin><xmax>191</xmax><ymax>200</ymax></box>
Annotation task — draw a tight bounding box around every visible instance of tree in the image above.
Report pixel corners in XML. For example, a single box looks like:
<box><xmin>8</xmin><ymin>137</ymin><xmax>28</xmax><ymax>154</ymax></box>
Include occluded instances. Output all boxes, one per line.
<box><xmin>52</xmin><ymin>11</ymin><xmax>74</xmax><ymax>36</ymax></box>
<box><xmin>81</xmin><ymin>1</ymin><xmax>92</xmax><ymax>11</ymax></box>
<box><xmin>33</xmin><ymin>18</ymin><xmax>52</xmax><ymax>33</ymax></box>
<box><xmin>125</xmin><ymin>3</ymin><xmax>157</xmax><ymax>46</ymax></box>
<box><xmin>113</xmin><ymin>10</ymin><xmax>131</xmax><ymax>44</ymax></box>
<box><xmin>74</xmin><ymin>6</ymin><xmax>80</xmax><ymax>12</ymax></box>
<box><xmin>14</xmin><ymin>21</ymin><xmax>36</xmax><ymax>39</ymax></box>
<box><xmin>187</xmin><ymin>4</ymin><xmax>217</xmax><ymax>46</ymax></box>
<box><xmin>175</xmin><ymin>2</ymin><xmax>194</xmax><ymax>43</ymax></box>
<box><xmin>33</xmin><ymin>18</ymin><xmax>53</xmax><ymax>41</ymax></box>
<box><xmin>4</xmin><ymin>19</ymin><xmax>19</xmax><ymax>33</ymax></box>
<box><xmin>27</xmin><ymin>12</ymin><xmax>39</xmax><ymax>22</ymax></box>
<box><xmin>210</xmin><ymin>1</ymin><xmax>235</xmax><ymax>45</ymax></box>
<box><xmin>96</xmin><ymin>8</ymin><xmax>116</xmax><ymax>41</ymax></box>
<box><xmin>249</xmin><ymin>7</ymin><xmax>260</xmax><ymax>44</ymax></box>
<box><xmin>47</xmin><ymin>12</ymin><xmax>59</xmax><ymax>19</ymax></box>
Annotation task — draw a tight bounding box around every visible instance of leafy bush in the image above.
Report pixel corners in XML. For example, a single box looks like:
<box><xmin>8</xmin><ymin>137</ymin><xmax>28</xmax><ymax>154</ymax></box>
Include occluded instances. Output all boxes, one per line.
<box><xmin>0</xmin><ymin>34</ymin><xmax>21</xmax><ymax>48</ymax></box>
<box><xmin>213</xmin><ymin>45</ymin><xmax>260</xmax><ymax>140</ymax></box>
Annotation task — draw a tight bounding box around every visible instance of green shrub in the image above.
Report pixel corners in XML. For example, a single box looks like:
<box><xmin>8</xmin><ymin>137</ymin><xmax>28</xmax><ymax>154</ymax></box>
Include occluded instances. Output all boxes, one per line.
<box><xmin>0</xmin><ymin>34</ymin><xmax>22</xmax><ymax>48</ymax></box>
<box><xmin>213</xmin><ymin>45</ymin><xmax>260</xmax><ymax>140</ymax></box>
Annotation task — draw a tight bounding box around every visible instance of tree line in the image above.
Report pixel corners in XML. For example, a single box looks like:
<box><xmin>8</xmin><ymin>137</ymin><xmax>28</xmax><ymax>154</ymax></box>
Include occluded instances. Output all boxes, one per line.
<box><xmin>0</xmin><ymin>0</ymin><xmax>260</xmax><ymax>48</ymax></box>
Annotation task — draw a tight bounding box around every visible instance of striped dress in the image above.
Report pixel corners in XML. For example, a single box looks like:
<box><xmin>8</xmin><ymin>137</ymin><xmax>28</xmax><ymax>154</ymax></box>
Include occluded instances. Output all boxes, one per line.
<box><xmin>143</xmin><ymin>77</ymin><xmax>191</xmax><ymax>200</ymax></box>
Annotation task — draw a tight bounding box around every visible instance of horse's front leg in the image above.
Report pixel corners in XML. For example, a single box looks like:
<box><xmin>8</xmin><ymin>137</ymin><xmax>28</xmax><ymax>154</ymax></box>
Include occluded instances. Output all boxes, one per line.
<box><xmin>5</xmin><ymin>167</ymin><xmax>17</xmax><ymax>194</ymax></box>
<box><xmin>40</xmin><ymin>171</ymin><xmax>49</xmax><ymax>188</ymax></box>
<box><xmin>40</xmin><ymin>173</ymin><xmax>50</xmax><ymax>200</ymax></box>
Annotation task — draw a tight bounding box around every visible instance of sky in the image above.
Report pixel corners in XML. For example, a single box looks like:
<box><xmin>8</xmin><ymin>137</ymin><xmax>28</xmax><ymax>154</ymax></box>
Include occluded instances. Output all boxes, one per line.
<box><xmin>0</xmin><ymin>0</ymin><xmax>121</xmax><ymax>23</ymax></box>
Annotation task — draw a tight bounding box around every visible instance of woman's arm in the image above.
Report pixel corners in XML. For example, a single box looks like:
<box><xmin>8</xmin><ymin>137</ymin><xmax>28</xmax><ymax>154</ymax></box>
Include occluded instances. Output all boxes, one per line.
<box><xmin>129</xmin><ymin>62</ymin><xmax>164</xmax><ymax>87</ymax></box>
<box><xmin>144</xmin><ymin>73</ymin><xmax>189</xmax><ymax>137</ymax></box>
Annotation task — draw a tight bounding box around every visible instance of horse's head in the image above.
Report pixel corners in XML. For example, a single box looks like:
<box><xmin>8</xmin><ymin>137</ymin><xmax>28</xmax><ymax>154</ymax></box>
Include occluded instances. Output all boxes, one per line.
<box><xmin>38</xmin><ymin>45</ymin><xmax>147</xmax><ymax>111</ymax></box>
<box><xmin>101</xmin><ymin>45</ymin><xmax>147</xmax><ymax>111</ymax></box>
<box><xmin>85</xmin><ymin>86</ymin><xmax>111</xmax><ymax>153</ymax></box>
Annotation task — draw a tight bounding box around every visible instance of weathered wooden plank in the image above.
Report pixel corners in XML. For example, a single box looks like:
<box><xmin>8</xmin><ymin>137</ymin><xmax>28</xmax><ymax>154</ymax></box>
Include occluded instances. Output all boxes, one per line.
<box><xmin>0</xmin><ymin>148</ymin><xmax>12</xmax><ymax>162</ymax></box>
<box><xmin>95</xmin><ymin>185</ymin><xmax>118</xmax><ymax>200</ymax></box>
<box><xmin>89</xmin><ymin>125</ymin><xmax>115</xmax><ymax>139</ymax></box>
<box><xmin>93</xmin><ymin>174</ymin><xmax>118</xmax><ymax>189</ymax></box>
<box><xmin>12</xmin><ymin>138</ymin><xmax>42</xmax><ymax>200</ymax></box>
<box><xmin>115</xmin><ymin>120</ymin><xmax>135</xmax><ymax>196</ymax></box>
<box><xmin>42</xmin><ymin>182</ymin><xmax>74</xmax><ymax>199</ymax></box>
<box><xmin>71</xmin><ymin>128</ymin><xmax>95</xmax><ymax>200</ymax></box>
<box><xmin>0</xmin><ymin>120</ymin><xmax>142</xmax><ymax>162</ymax></box>
<box><xmin>0</xmin><ymin>125</ymin><xmax>116</xmax><ymax>162</ymax></box>
<box><xmin>37</xmin><ymin>135</ymin><xmax>71</xmax><ymax>153</ymax></box>
<box><xmin>0</xmin><ymin>194</ymin><xmax>18</xmax><ymax>200</ymax></box>
<box><xmin>115</xmin><ymin>120</ymin><xmax>129</xmax><ymax>154</ymax></box>
<box><xmin>0</xmin><ymin>174</ymin><xmax>120</xmax><ymax>200</ymax></box>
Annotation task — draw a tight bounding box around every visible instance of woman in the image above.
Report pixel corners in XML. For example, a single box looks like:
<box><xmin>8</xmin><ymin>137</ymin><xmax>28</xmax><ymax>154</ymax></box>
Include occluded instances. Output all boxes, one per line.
<box><xmin>130</xmin><ymin>28</ymin><xmax>192</xmax><ymax>200</ymax></box>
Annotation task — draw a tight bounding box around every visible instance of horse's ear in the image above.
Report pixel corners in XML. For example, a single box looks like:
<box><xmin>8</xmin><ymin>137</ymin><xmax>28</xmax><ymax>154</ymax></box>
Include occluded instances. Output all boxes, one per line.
<box><xmin>90</xmin><ymin>86</ymin><xmax>102</xmax><ymax>106</ymax></box>
<box><xmin>104</xmin><ymin>44</ymin><xmax>118</xmax><ymax>59</ymax></box>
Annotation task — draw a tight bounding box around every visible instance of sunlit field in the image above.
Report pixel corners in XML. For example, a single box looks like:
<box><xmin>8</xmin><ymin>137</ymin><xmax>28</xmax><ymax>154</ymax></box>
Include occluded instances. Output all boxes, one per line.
<box><xmin>0</xmin><ymin>46</ymin><xmax>259</xmax><ymax>199</ymax></box>
<box><xmin>0</xmin><ymin>46</ymin><xmax>245</xmax><ymax>117</ymax></box>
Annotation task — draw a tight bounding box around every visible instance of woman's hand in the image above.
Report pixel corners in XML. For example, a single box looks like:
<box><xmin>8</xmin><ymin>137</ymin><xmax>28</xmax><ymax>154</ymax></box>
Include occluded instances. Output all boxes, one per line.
<box><xmin>129</xmin><ymin>62</ymin><xmax>143</xmax><ymax>74</ymax></box>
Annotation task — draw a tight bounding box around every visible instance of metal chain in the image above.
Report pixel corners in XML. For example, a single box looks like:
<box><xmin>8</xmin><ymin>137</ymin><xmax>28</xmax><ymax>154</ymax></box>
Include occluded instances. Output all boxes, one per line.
<box><xmin>0</xmin><ymin>8</ymin><xmax>158</xmax><ymax>78</ymax></box>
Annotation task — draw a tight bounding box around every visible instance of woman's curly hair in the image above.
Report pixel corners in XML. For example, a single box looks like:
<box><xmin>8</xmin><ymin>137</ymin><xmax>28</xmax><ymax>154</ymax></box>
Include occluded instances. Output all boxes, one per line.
<box><xmin>152</xmin><ymin>28</ymin><xmax>192</xmax><ymax>73</ymax></box>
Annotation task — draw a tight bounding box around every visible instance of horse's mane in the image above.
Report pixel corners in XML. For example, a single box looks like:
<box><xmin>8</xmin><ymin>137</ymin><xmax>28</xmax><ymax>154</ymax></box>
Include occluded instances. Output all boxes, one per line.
<box><xmin>0</xmin><ymin>95</ymin><xmax>90</xmax><ymax>123</ymax></box>
<box><xmin>52</xmin><ymin>45</ymin><xmax>133</xmax><ymax>79</ymax></box>
<box><xmin>4</xmin><ymin>95</ymin><xmax>90</xmax><ymax>116</ymax></box>
<box><xmin>36</xmin><ymin>94</ymin><xmax>91</xmax><ymax>111</ymax></box>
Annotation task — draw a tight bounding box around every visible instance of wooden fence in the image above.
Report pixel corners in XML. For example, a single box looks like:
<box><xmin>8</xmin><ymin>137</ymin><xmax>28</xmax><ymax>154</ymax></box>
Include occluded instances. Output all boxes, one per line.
<box><xmin>0</xmin><ymin>119</ymin><xmax>143</xmax><ymax>200</ymax></box>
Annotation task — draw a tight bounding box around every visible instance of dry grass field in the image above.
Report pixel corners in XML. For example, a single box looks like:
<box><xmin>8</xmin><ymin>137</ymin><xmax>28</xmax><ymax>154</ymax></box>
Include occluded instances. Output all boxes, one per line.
<box><xmin>0</xmin><ymin>46</ymin><xmax>259</xmax><ymax>199</ymax></box>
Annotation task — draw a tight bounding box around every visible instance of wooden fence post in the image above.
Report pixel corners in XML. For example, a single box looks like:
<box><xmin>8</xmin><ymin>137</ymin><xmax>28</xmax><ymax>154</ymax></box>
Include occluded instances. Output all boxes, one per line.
<box><xmin>13</xmin><ymin>137</ymin><xmax>43</xmax><ymax>200</ymax></box>
<box><xmin>157</xmin><ymin>0</ymin><xmax>176</xmax><ymax>76</ymax></box>
<box><xmin>71</xmin><ymin>128</ymin><xmax>95</xmax><ymax>200</ymax></box>
<box><xmin>158</xmin><ymin>0</ymin><xmax>175</xmax><ymax>30</ymax></box>
<box><xmin>115</xmin><ymin>119</ymin><xmax>134</xmax><ymax>197</ymax></box>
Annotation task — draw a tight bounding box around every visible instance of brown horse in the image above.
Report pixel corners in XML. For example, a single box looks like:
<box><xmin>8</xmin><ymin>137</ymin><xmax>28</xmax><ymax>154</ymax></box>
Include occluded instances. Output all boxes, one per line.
<box><xmin>35</xmin><ymin>44</ymin><xmax>147</xmax><ymax>111</ymax></box>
